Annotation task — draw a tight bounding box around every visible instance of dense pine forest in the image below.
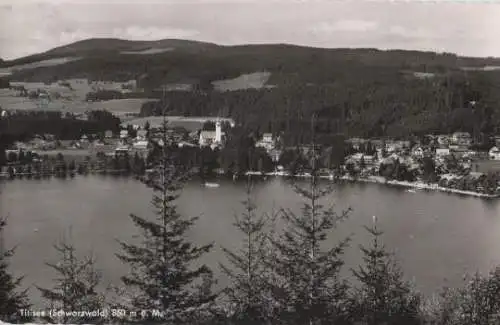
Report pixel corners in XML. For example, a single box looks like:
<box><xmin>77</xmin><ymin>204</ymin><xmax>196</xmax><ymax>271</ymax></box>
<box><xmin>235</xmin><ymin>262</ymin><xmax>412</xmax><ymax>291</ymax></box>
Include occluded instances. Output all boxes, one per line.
<box><xmin>2</xmin><ymin>120</ymin><xmax>500</xmax><ymax>325</ymax></box>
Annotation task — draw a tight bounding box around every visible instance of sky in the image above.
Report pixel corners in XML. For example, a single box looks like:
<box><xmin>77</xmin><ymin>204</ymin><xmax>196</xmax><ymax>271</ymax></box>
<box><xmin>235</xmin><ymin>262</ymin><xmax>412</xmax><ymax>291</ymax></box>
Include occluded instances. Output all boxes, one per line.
<box><xmin>1</xmin><ymin>0</ymin><xmax>500</xmax><ymax>60</ymax></box>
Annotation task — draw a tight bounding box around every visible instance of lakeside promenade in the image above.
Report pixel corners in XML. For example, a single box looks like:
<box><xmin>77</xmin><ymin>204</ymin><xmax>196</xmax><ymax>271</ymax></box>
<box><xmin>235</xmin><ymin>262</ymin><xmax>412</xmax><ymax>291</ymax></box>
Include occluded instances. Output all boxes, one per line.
<box><xmin>350</xmin><ymin>175</ymin><xmax>500</xmax><ymax>199</ymax></box>
<box><xmin>245</xmin><ymin>171</ymin><xmax>500</xmax><ymax>199</ymax></box>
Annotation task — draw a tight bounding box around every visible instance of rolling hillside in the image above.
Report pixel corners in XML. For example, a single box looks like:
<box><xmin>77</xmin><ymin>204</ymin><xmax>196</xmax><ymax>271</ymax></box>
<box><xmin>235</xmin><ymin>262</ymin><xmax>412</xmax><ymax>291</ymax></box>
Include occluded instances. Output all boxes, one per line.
<box><xmin>0</xmin><ymin>38</ymin><xmax>219</xmax><ymax>68</ymax></box>
<box><xmin>2</xmin><ymin>38</ymin><xmax>500</xmax><ymax>139</ymax></box>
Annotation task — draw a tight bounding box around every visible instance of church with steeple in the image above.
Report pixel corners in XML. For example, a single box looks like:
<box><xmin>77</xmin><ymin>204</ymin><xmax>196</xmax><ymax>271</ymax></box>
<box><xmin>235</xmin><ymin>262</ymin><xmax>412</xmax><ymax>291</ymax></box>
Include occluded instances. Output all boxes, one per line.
<box><xmin>198</xmin><ymin>118</ymin><xmax>225</xmax><ymax>149</ymax></box>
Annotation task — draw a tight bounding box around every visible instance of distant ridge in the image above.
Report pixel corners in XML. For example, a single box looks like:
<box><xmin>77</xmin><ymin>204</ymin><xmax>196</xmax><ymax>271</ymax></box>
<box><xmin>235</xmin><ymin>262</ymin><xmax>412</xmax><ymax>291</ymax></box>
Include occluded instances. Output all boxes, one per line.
<box><xmin>1</xmin><ymin>38</ymin><xmax>220</xmax><ymax>67</ymax></box>
<box><xmin>3</xmin><ymin>37</ymin><xmax>500</xmax><ymax>90</ymax></box>
<box><xmin>2</xmin><ymin>37</ymin><xmax>500</xmax><ymax>139</ymax></box>
<box><xmin>3</xmin><ymin>37</ymin><xmax>500</xmax><ymax>67</ymax></box>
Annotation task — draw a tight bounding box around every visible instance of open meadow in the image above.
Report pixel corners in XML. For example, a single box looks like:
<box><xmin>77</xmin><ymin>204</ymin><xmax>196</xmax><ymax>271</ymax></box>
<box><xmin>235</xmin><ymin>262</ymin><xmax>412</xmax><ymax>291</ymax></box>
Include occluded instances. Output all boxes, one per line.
<box><xmin>0</xmin><ymin>78</ymin><xmax>157</xmax><ymax>116</ymax></box>
<box><xmin>211</xmin><ymin>71</ymin><xmax>273</xmax><ymax>91</ymax></box>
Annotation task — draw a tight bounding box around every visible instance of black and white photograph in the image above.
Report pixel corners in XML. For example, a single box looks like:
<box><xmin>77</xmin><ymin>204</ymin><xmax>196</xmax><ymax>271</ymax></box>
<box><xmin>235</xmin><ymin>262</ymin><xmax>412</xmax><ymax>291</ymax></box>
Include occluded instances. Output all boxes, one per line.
<box><xmin>1</xmin><ymin>0</ymin><xmax>500</xmax><ymax>324</ymax></box>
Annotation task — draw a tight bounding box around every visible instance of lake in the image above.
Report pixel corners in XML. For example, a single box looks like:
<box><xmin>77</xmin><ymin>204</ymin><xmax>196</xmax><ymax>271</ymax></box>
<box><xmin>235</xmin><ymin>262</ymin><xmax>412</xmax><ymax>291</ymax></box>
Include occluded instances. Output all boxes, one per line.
<box><xmin>1</xmin><ymin>175</ymin><xmax>500</xmax><ymax>309</ymax></box>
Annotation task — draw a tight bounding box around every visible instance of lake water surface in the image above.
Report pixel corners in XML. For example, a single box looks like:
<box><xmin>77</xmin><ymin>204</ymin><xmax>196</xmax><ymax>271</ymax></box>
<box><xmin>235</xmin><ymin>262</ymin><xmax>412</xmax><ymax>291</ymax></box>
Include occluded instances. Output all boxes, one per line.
<box><xmin>2</xmin><ymin>176</ymin><xmax>500</xmax><ymax>308</ymax></box>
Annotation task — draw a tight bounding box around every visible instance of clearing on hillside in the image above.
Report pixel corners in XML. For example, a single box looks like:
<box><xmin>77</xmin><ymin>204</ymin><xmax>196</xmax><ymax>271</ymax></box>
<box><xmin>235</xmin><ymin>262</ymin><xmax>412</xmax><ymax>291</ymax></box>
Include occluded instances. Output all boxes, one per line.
<box><xmin>212</xmin><ymin>71</ymin><xmax>272</xmax><ymax>91</ymax></box>
<box><xmin>8</xmin><ymin>57</ymin><xmax>82</xmax><ymax>72</ymax></box>
<box><xmin>121</xmin><ymin>48</ymin><xmax>174</xmax><ymax>55</ymax></box>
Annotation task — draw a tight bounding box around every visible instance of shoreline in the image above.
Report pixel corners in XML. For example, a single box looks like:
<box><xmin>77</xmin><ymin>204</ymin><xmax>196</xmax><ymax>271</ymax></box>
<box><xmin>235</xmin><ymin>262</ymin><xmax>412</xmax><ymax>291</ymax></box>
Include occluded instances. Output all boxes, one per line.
<box><xmin>245</xmin><ymin>171</ymin><xmax>500</xmax><ymax>199</ymax></box>
<box><xmin>2</xmin><ymin>169</ymin><xmax>498</xmax><ymax>199</ymax></box>
<box><xmin>347</xmin><ymin>175</ymin><xmax>500</xmax><ymax>199</ymax></box>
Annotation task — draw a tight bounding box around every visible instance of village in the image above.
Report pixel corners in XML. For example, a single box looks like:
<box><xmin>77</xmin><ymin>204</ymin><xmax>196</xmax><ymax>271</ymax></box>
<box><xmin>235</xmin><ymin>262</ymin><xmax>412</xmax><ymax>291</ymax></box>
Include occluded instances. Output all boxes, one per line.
<box><xmin>2</xmin><ymin>117</ymin><xmax>500</xmax><ymax>197</ymax></box>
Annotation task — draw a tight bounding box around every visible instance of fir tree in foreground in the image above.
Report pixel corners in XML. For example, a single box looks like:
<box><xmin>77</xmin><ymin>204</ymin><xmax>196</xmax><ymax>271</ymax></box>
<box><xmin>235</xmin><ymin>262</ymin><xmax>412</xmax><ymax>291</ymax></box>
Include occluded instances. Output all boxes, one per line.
<box><xmin>220</xmin><ymin>176</ymin><xmax>277</xmax><ymax>324</ymax></box>
<box><xmin>0</xmin><ymin>217</ymin><xmax>31</xmax><ymax>323</ymax></box>
<box><xmin>265</xmin><ymin>144</ymin><xmax>352</xmax><ymax>325</ymax></box>
<box><xmin>116</xmin><ymin>118</ymin><xmax>216</xmax><ymax>324</ymax></box>
<box><xmin>37</xmin><ymin>231</ymin><xmax>104</xmax><ymax>324</ymax></box>
<box><xmin>351</xmin><ymin>216</ymin><xmax>421</xmax><ymax>325</ymax></box>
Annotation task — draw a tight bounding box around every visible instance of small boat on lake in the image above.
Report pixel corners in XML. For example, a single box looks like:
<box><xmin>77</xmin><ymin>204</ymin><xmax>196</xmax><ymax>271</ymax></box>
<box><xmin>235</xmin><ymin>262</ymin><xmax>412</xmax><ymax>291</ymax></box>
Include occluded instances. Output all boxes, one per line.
<box><xmin>204</xmin><ymin>182</ymin><xmax>220</xmax><ymax>188</ymax></box>
<box><xmin>406</xmin><ymin>189</ymin><xmax>417</xmax><ymax>193</ymax></box>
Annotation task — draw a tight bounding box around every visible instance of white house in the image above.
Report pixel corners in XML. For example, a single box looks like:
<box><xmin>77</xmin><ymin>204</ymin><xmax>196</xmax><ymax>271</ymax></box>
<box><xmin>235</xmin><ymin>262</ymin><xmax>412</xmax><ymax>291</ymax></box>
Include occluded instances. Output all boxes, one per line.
<box><xmin>347</xmin><ymin>153</ymin><xmax>374</xmax><ymax>167</ymax></box>
<box><xmin>256</xmin><ymin>133</ymin><xmax>275</xmax><ymax>151</ymax></box>
<box><xmin>411</xmin><ymin>146</ymin><xmax>425</xmax><ymax>158</ymax></box>
<box><xmin>437</xmin><ymin>135</ymin><xmax>451</xmax><ymax>146</ymax></box>
<box><xmin>385</xmin><ymin>142</ymin><xmax>398</xmax><ymax>153</ymax></box>
<box><xmin>262</xmin><ymin>133</ymin><xmax>273</xmax><ymax>142</ymax></box>
<box><xmin>435</xmin><ymin>148</ymin><xmax>450</xmax><ymax>158</ymax></box>
<box><xmin>489</xmin><ymin>146</ymin><xmax>500</xmax><ymax>160</ymax></box>
<box><xmin>133</xmin><ymin>140</ymin><xmax>149</xmax><ymax>150</ymax></box>
<box><xmin>120</xmin><ymin>130</ymin><xmax>129</xmax><ymax>139</ymax></box>
<box><xmin>363</xmin><ymin>155</ymin><xmax>375</xmax><ymax>166</ymax></box>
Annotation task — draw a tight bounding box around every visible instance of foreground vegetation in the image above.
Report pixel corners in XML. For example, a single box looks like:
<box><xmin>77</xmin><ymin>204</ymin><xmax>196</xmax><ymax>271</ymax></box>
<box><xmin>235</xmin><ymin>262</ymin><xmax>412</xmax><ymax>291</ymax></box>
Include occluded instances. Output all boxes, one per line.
<box><xmin>2</xmin><ymin>122</ymin><xmax>500</xmax><ymax>325</ymax></box>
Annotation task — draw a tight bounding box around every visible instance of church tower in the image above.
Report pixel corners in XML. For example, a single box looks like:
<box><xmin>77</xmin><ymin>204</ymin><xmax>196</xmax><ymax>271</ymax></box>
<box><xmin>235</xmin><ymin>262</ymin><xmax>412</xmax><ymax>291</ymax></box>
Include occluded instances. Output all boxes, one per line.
<box><xmin>215</xmin><ymin>119</ymin><xmax>222</xmax><ymax>143</ymax></box>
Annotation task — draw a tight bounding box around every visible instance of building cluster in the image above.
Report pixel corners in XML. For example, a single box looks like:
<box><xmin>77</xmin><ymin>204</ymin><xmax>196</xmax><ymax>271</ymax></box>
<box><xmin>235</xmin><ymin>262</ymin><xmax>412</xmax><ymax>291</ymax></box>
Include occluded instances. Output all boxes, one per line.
<box><xmin>4</xmin><ymin>115</ymin><xmax>242</xmax><ymax>164</ymax></box>
<box><xmin>255</xmin><ymin>132</ymin><xmax>281</xmax><ymax>162</ymax></box>
<box><xmin>344</xmin><ymin>132</ymin><xmax>500</xmax><ymax>185</ymax></box>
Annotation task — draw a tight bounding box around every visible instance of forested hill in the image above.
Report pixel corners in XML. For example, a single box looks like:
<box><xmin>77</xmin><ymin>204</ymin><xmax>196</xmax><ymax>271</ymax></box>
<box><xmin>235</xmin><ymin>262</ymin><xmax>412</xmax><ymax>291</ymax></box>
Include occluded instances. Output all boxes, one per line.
<box><xmin>3</xmin><ymin>38</ymin><xmax>500</xmax><ymax>139</ymax></box>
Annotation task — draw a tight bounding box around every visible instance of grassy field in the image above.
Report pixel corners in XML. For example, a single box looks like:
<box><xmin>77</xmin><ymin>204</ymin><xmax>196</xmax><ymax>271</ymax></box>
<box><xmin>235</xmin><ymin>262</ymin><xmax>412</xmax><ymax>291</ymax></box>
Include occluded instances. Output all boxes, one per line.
<box><xmin>121</xmin><ymin>48</ymin><xmax>174</xmax><ymax>55</ymax></box>
<box><xmin>212</xmin><ymin>71</ymin><xmax>272</xmax><ymax>91</ymax></box>
<box><xmin>0</xmin><ymin>78</ymin><xmax>155</xmax><ymax>115</ymax></box>
<box><xmin>0</xmin><ymin>57</ymin><xmax>82</xmax><ymax>77</ymax></box>
<box><xmin>9</xmin><ymin>78</ymin><xmax>137</xmax><ymax>101</ymax></box>
<box><xmin>0</xmin><ymin>93</ymin><xmax>155</xmax><ymax>114</ymax></box>
<box><xmin>8</xmin><ymin>57</ymin><xmax>82</xmax><ymax>72</ymax></box>
<box><xmin>0</xmin><ymin>70</ymin><xmax>274</xmax><ymax>114</ymax></box>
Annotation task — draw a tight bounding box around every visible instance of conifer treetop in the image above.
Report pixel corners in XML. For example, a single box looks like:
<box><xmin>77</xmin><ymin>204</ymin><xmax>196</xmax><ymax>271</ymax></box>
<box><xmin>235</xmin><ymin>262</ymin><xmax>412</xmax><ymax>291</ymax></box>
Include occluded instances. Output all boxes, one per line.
<box><xmin>116</xmin><ymin>109</ymin><xmax>216</xmax><ymax>324</ymax></box>
<box><xmin>0</xmin><ymin>217</ymin><xmax>32</xmax><ymax>323</ymax></box>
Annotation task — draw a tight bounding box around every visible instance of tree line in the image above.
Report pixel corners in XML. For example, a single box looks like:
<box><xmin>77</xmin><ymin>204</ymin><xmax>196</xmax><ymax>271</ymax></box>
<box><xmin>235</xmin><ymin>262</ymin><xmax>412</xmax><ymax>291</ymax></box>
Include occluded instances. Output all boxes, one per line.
<box><xmin>3</xmin><ymin>120</ymin><xmax>500</xmax><ymax>325</ymax></box>
<box><xmin>2</xmin><ymin>151</ymin><xmax>147</xmax><ymax>179</ymax></box>
<box><xmin>85</xmin><ymin>89</ymin><xmax>157</xmax><ymax>102</ymax></box>
<box><xmin>0</xmin><ymin>109</ymin><xmax>121</xmax><ymax>141</ymax></box>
